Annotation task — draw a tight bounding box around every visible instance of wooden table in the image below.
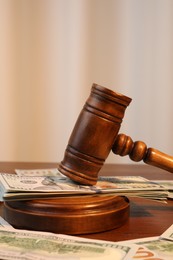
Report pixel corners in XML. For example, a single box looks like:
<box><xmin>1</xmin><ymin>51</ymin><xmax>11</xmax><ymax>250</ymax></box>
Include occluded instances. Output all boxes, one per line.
<box><xmin>0</xmin><ymin>162</ymin><xmax>173</xmax><ymax>242</ymax></box>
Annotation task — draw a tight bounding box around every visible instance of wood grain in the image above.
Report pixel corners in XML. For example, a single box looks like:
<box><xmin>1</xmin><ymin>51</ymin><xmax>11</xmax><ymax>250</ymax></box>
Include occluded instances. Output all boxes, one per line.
<box><xmin>0</xmin><ymin>162</ymin><xmax>172</xmax><ymax>241</ymax></box>
<box><xmin>4</xmin><ymin>195</ymin><xmax>129</xmax><ymax>235</ymax></box>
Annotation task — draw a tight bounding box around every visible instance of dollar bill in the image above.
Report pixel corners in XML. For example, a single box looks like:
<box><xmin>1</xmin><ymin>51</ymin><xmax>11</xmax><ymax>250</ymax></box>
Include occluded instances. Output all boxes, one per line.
<box><xmin>151</xmin><ymin>180</ymin><xmax>173</xmax><ymax>190</ymax></box>
<box><xmin>0</xmin><ymin>216</ymin><xmax>14</xmax><ymax>230</ymax></box>
<box><xmin>151</xmin><ymin>180</ymin><xmax>173</xmax><ymax>199</ymax></box>
<box><xmin>0</xmin><ymin>226</ymin><xmax>137</xmax><ymax>260</ymax></box>
<box><xmin>161</xmin><ymin>224</ymin><xmax>173</xmax><ymax>242</ymax></box>
<box><xmin>0</xmin><ymin>174</ymin><xmax>168</xmax><ymax>201</ymax></box>
<box><xmin>117</xmin><ymin>225</ymin><xmax>173</xmax><ymax>259</ymax></box>
<box><xmin>15</xmin><ymin>168</ymin><xmax>64</xmax><ymax>177</ymax></box>
<box><xmin>168</xmin><ymin>193</ymin><xmax>173</xmax><ymax>199</ymax></box>
<box><xmin>118</xmin><ymin>236</ymin><xmax>173</xmax><ymax>259</ymax></box>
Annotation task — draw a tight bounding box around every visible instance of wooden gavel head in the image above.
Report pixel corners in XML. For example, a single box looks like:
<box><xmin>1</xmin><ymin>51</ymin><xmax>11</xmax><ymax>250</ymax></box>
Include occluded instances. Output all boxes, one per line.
<box><xmin>59</xmin><ymin>83</ymin><xmax>173</xmax><ymax>185</ymax></box>
<box><xmin>58</xmin><ymin>84</ymin><xmax>132</xmax><ymax>185</ymax></box>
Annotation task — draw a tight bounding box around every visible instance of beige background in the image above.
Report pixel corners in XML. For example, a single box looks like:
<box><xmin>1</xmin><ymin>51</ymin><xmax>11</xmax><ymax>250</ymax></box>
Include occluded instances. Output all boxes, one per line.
<box><xmin>0</xmin><ymin>0</ymin><xmax>173</xmax><ymax>164</ymax></box>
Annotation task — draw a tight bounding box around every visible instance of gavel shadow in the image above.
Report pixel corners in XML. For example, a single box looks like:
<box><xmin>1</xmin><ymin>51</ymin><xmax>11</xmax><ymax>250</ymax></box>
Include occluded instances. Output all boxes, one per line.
<box><xmin>130</xmin><ymin>199</ymin><xmax>173</xmax><ymax>218</ymax></box>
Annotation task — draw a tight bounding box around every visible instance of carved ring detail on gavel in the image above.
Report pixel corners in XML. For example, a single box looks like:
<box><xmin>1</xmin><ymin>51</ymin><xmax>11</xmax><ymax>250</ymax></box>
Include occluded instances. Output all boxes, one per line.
<box><xmin>113</xmin><ymin>133</ymin><xmax>173</xmax><ymax>173</ymax></box>
<box><xmin>58</xmin><ymin>83</ymin><xmax>173</xmax><ymax>185</ymax></box>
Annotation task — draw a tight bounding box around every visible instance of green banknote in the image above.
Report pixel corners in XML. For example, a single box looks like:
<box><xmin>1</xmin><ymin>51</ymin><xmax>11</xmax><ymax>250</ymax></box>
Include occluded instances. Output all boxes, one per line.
<box><xmin>118</xmin><ymin>235</ymin><xmax>173</xmax><ymax>259</ymax></box>
<box><xmin>0</xmin><ymin>228</ymin><xmax>136</xmax><ymax>260</ymax></box>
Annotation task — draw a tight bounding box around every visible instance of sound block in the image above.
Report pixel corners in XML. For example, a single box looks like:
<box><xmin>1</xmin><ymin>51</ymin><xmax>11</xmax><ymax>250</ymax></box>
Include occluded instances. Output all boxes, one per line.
<box><xmin>3</xmin><ymin>195</ymin><xmax>129</xmax><ymax>235</ymax></box>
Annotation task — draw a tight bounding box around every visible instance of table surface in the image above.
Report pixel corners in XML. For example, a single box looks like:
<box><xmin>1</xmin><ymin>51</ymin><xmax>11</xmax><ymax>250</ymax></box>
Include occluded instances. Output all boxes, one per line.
<box><xmin>0</xmin><ymin>161</ymin><xmax>173</xmax><ymax>242</ymax></box>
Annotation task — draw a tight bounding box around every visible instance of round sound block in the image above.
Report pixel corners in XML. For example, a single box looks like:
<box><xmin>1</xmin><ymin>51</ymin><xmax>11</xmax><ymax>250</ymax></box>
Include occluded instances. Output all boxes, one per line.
<box><xmin>3</xmin><ymin>195</ymin><xmax>129</xmax><ymax>235</ymax></box>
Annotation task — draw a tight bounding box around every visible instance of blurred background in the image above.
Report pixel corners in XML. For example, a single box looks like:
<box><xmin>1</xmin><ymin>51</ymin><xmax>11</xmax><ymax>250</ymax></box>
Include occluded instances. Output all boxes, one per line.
<box><xmin>0</xmin><ymin>0</ymin><xmax>173</xmax><ymax>164</ymax></box>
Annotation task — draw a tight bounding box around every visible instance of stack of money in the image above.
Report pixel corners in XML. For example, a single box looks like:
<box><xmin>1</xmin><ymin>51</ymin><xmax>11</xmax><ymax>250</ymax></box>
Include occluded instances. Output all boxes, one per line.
<box><xmin>0</xmin><ymin>168</ymin><xmax>169</xmax><ymax>201</ymax></box>
<box><xmin>151</xmin><ymin>180</ymin><xmax>173</xmax><ymax>199</ymax></box>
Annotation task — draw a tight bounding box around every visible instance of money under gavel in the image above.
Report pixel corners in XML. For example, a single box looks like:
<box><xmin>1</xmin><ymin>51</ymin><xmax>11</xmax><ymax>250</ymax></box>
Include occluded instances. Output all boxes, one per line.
<box><xmin>58</xmin><ymin>83</ymin><xmax>173</xmax><ymax>185</ymax></box>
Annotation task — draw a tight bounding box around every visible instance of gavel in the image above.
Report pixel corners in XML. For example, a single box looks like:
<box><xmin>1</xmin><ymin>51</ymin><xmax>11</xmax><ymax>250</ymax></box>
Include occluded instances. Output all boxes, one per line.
<box><xmin>58</xmin><ymin>83</ymin><xmax>173</xmax><ymax>185</ymax></box>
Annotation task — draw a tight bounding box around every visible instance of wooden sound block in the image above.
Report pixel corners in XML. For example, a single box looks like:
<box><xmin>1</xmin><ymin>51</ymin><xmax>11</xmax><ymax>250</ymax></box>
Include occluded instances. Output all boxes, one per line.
<box><xmin>3</xmin><ymin>195</ymin><xmax>129</xmax><ymax>235</ymax></box>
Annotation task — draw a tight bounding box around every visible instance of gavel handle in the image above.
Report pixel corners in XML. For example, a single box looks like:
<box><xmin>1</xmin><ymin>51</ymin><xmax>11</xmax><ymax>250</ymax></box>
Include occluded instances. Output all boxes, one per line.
<box><xmin>112</xmin><ymin>134</ymin><xmax>173</xmax><ymax>173</ymax></box>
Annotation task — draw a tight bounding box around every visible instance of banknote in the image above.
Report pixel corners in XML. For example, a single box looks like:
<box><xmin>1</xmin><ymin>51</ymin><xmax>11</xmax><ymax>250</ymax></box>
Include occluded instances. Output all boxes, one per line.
<box><xmin>118</xmin><ymin>236</ymin><xmax>173</xmax><ymax>259</ymax></box>
<box><xmin>0</xmin><ymin>226</ymin><xmax>137</xmax><ymax>260</ymax></box>
<box><xmin>151</xmin><ymin>180</ymin><xmax>173</xmax><ymax>191</ymax></box>
<box><xmin>0</xmin><ymin>174</ymin><xmax>168</xmax><ymax>201</ymax></box>
<box><xmin>0</xmin><ymin>216</ymin><xmax>14</xmax><ymax>230</ymax></box>
<box><xmin>15</xmin><ymin>168</ymin><xmax>64</xmax><ymax>177</ymax></box>
<box><xmin>160</xmin><ymin>224</ymin><xmax>173</xmax><ymax>242</ymax></box>
<box><xmin>151</xmin><ymin>180</ymin><xmax>173</xmax><ymax>199</ymax></box>
<box><xmin>168</xmin><ymin>193</ymin><xmax>173</xmax><ymax>199</ymax></box>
